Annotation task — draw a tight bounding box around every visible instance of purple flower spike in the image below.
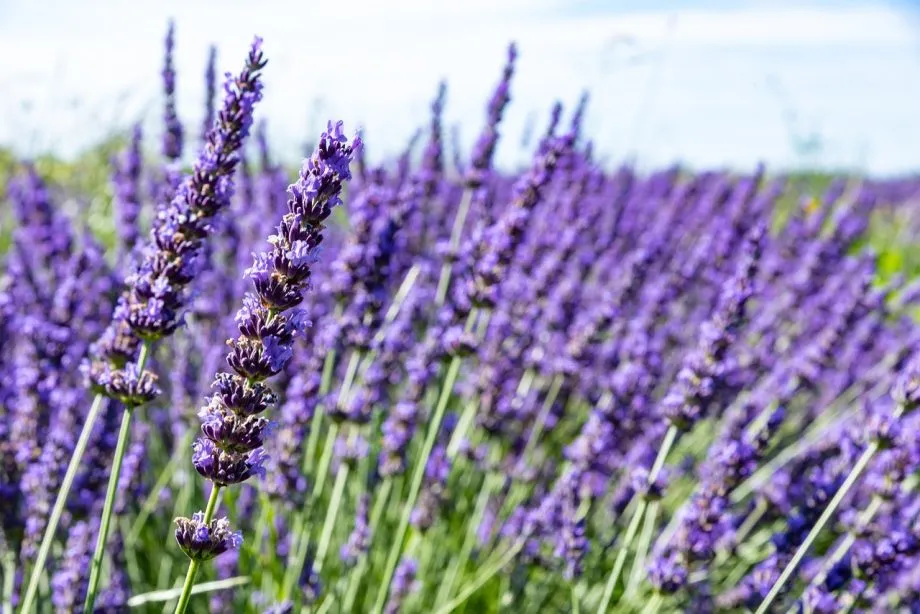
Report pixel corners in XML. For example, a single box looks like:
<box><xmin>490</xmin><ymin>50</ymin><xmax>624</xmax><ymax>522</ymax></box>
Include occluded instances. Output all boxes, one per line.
<box><xmin>177</xmin><ymin>119</ymin><xmax>358</xmax><ymax>562</ymax></box>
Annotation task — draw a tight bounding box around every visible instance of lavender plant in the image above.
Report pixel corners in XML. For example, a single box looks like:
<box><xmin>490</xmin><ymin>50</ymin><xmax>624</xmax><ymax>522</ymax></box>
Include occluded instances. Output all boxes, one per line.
<box><xmin>172</xmin><ymin>120</ymin><xmax>360</xmax><ymax>613</ymax></box>
<box><xmin>4</xmin><ymin>24</ymin><xmax>920</xmax><ymax>614</ymax></box>
<box><xmin>16</xmin><ymin>34</ymin><xmax>267</xmax><ymax>614</ymax></box>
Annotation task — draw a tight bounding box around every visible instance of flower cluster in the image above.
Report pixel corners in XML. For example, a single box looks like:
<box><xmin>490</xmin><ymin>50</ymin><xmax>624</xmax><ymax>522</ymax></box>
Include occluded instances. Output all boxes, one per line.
<box><xmin>85</xmin><ymin>36</ymin><xmax>267</xmax><ymax>395</ymax></box>
<box><xmin>177</xmin><ymin>119</ymin><xmax>360</xmax><ymax>548</ymax></box>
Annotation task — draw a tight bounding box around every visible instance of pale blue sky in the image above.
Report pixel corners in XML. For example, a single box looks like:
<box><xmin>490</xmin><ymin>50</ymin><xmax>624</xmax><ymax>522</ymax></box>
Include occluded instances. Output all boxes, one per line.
<box><xmin>0</xmin><ymin>0</ymin><xmax>918</xmax><ymax>175</ymax></box>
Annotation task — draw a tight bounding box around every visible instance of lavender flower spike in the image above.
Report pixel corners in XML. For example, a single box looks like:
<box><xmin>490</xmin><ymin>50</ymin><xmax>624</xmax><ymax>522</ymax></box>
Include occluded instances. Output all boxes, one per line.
<box><xmin>112</xmin><ymin>123</ymin><xmax>144</xmax><ymax>256</ymax></box>
<box><xmin>162</xmin><ymin>19</ymin><xmax>183</xmax><ymax>162</ymax></box>
<box><xmin>466</xmin><ymin>42</ymin><xmax>517</xmax><ymax>188</ymax></box>
<box><xmin>202</xmin><ymin>45</ymin><xmax>218</xmax><ymax>143</ymax></box>
<box><xmin>76</xmin><ymin>36</ymin><xmax>268</xmax><ymax>614</ymax></box>
<box><xmin>172</xmin><ymin>120</ymin><xmax>359</xmax><ymax>613</ymax></box>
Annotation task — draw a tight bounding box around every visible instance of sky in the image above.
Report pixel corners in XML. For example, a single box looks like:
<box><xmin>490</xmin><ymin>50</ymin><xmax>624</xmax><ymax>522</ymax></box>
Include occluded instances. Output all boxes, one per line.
<box><xmin>0</xmin><ymin>0</ymin><xmax>918</xmax><ymax>175</ymax></box>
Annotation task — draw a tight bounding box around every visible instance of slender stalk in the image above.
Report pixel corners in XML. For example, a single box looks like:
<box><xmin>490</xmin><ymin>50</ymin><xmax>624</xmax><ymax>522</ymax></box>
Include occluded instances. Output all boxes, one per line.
<box><xmin>20</xmin><ymin>392</ymin><xmax>107</xmax><ymax>613</ymax></box>
<box><xmin>595</xmin><ymin>425</ymin><xmax>678</xmax><ymax>612</ymax></box>
<box><xmin>434</xmin><ymin>472</ymin><xmax>499</xmax><ymax>607</ymax></box>
<box><xmin>648</xmin><ymin>425</ymin><xmax>678</xmax><ymax>483</ymax></box>
<box><xmin>807</xmin><ymin>495</ymin><xmax>884</xmax><ymax>589</ymax></box>
<box><xmin>314</xmin><ymin>464</ymin><xmax>350</xmax><ymax>573</ymax></box>
<box><xmin>2</xmin><ymin>550</ymin><xmax>14</xmax><ymax>614</ymax></box>
<box><xmin>754</xmin><ymin>442</ymin><xmax>878</xmax><ymax>614</ymax></box>
<box><xmin>303</xmin><ymin>308</ymin><xmax>343</xmax><ymax>478</ymax></box>
<box><xmin>174</xmin><ymin>485</ymin><xmax>222</xmax><ymax>614</ymax></box>
<box><xmin>732</xmin><ymin>377</ymin><xmax>887</xmax><ymax>504</ymax></box>
<box><xmin>371</xmin><ymin>354</ymin><xmax>465</xmax><ymax>614</ymax></box>
<box><xmin>625</xmin><ymin>500</ymin><xmax>660</xmax><ymax>598</ymax></box>
<box><xmin>516</xmin><ymin>373</ymin><xmax>564</xmax><ymax>469</ymax></box>
<box><xmin>283</xmin><ymin>423</ymin><xmax>341</xmax><ymax>599</ymax></box>
<box><xmin>639</xmin><ymin>592</ymin><xmax>663</xmax><ymax>614</ymax></box>
<box><xmin>435</xmin><ymin>189</ymin><xmax>473</xmax><ymax>305</ymax></box>
<box><xmin>129</xmin><ymin>430</ymin><xmax>194</xmax><ymax>544</ymax></box>
<box><xmin>446</xmin><ymin>398</ymin><xmax>478</xmax><ymax>459</ymax></box>
<box><xmin>159</xmin><ymin>472</ymin><xmax>194</xmax><ymax>613</ymax></box>
<box><xmin>23</xmin><ymin>335</ymin><xmax>154</xmax><ymax>614</ymax></box>
<box><xmin>315</xmin><ymin>593</ymin><xmax>336</xmax><ymax>614</ymax></box>
<box><xmin>83</xmin><ymin>403</ymin><xmax>136</xmax><ymax>612</ymax></box>
<box><xmin>434</xmin><ymin>539</ymin><xmax>524</xmax><ymax>614</ymax></box>
<box><xmin>571</xmin><ymin>585</ymin><xmax>581</xmax><ymax>614</ymax></box>
<box><xmin>596</xmin><ymin>499</ymin><xmax>648</xmax><ymax>613</ymax></box>
<box><xmin>342</xmin><ymin>477</ymin><xmax>393</xmax><ymax>611</ymax></box>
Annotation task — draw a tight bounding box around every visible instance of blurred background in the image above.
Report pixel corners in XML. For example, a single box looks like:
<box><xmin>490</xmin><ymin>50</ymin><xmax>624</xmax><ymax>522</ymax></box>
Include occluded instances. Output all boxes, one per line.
<box><xmin>1</xmin><ymin>0</ymin><xmax>919</xmax><ymax>175</ymax></box>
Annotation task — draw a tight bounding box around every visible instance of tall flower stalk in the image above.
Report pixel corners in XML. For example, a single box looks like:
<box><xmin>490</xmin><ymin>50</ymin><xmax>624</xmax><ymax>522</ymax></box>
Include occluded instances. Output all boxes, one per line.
<box><xmin>753</xmin><ymin>356</ymin><xmax>920</xmax><ymax>613</ymax></box>
<box><xmin>18</xmin><ymin>37</ymin><xmax>267</xmax><ymax>614</ymax></box>
<box><xmin>171</xmin><ymin>120</ymin><xmax>360</xmax><ymax>614</ymax></box>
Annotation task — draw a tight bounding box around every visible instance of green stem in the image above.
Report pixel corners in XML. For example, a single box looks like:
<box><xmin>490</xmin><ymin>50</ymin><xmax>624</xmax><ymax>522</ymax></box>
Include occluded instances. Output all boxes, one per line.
<box><xmin>303</xmin><ymin>333</ymin><xmax>341</xmax><ymax>477</ymax></box>
<box><xmin>129</xmin><ymin>430</ymin><xmax>194</xmax><ymax>544</ymax></box>
<box><xmin>2</xmin><ymin>550</ymin><xmax>14</xmax><ymax>614</ymax></box>
<box><xmin>173</xmin><ymin>485</ymin><xmax>222</xmax><ymax>614</ymax></box>
<box><xmin>648</xmin><ymin>425</ymin><xmax>678</xmax><ymax>484</ymax></box>
<box><xmin>639</xmin><ymin>592</ymin><xmax>662</xmax><ymax>614</ymax></box>
<box><xmin>732</xmin><ymin>376</ymin><xmax>887</xmax><ymax>504</ymax></box>
<box><xmin>808</xmin><ymin>495</ymin><xmax>884</xmax><ymax>589</ymax></box>
<box><xmin>20</xmin><ymin>392</ymin><xmax>108</xmax><ymax>613</ymax></box>
<box><xmin>595</xmin><ymin>425</ymin><xmax>678</xmax><ymax>612</ymax></box>
<box><xmin>596</xmin><ymin>498</ymin><xmax>648</xmax><ymax>613</ymax></box>
<box><xmin>314</xmin><ymin>464</ymin><xmax>350</xmax><ymax>573</ymax></box>
<box><xmin>434</xmin><ymin>539</ymin><xmax>523</xmax><ymax>614</ymax></box>
<box><xmin>83</xmin><ymin>402</ymin><xmax>137</xmax><ymax>612</ymax></box>
<box><xmin>342</xmin><ymin>478</ymin><xmax>392</xmax><ymax>612</ymax></box>
<box><xmin>517</xmin><ymin>374</ymin><xmax>564</xmax><ymax>469</ymax></box>
<box><xmin>25</xmin><ymin>339</ymin><xmax>151</xmax><ymax>614</ymax></box>
<box><xmin>434</xmin><ymin>472</ymin><xmax>499</xmax><ymax>608</ymax></box>
<box><xmin>754</xmin><ymin>442</ymin><xmax>878</xmax><ymax>614</ymax></box>
<box><xmin>371</xmin><ymin>354</ymin><xmax>465</xmax><ymax>614</ymax></box>
<box><xmin>625</xmin><ymin>500</ymin><xmax>659</xmax><ymax>599</ymax></box>
<box><xmin>435</xmin><ymin>189</ymin><xmax>473</xmax><ymax>305</ymax></box>
<box><xmin>283</xmin><ymin>423</ymin><xmax>341</xmax><ymax>599</ymax></box>
<box><xmin>446</xmin><ymin>399</ymin><xmax>478</xmax><ymax>459</ymax></box>
<box><xmin>570</xmin><ymin>585</ymin><xmax>580</xmax><ymax>614</ymax></box>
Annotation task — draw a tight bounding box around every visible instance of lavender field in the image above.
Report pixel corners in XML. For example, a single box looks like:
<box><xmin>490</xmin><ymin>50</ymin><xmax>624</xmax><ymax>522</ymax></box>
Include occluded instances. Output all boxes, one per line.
<box><xmin>3</xmin><ymin>18</ymin><xmax>920</xmax><ymax>614</ymax></box>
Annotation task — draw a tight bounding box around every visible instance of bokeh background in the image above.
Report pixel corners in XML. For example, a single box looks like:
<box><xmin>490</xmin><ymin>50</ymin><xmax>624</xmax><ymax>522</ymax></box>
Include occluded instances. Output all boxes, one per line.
<box><xmin>2</xmin><ymin>0</ymin><xmax>919</xmax><ymax>174</ymax></box>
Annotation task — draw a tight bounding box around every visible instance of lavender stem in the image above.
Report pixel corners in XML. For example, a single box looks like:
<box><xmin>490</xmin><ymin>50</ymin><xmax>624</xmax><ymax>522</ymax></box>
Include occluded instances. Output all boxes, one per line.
<box><xmin>807</xmin><ymin>494</ymin><xmax>884</xmax><ymax>590</ymax></box>
<box><xmin>83</xmin><ymin>341</ymin><xmax>152</xmax><ymax>612</ymax></box>
<box><xmin>314</xmin><ymin>452</ymin><xmax>351</xmax><ymax>573</ymax></box>
<box><xmin>596</xmin><ymin>424</ymin><xmax>678</xmax><ymax>612</ymax></box>
<box><xmin>84</xmin><ymin>415</ymin><xmax>133</xmax><ymax>609</ymax></box>
<box><xmin>434</xmin><ymin>537</ymin><xmax>524</xmax><ymax>614</ymax></box>
<box><xmin>753</xmin><ymin>441</ymin><xmax>878</xmax><ymax>614</ymax></box>
<box><xmin>2</xmin><ymin>551</ymin><xmax>13</xmax><ymax>614</ymax></box>
<box><xmin>597</xmin><ymin>498</ymin><xmax>648</xmax><ymax>614</ymax></box>
<box><xmin>372</xmin><ymin>344</ymin><xmax>469</xmax><ymax>614</ymax></box>
<box><xmin>516</xmin><ymin>373</ymin><xmax>564</xmax><ymax>469</ymax></box>
<box><xmin>626</xmin><ymin>499</ymin><xmax>661</xmax><ymax>598</ymax></box>
<box><xmin>342</xmin><ymin>478</ymin><xmax>393</xmax><ymax>611</ymax></box>
<box><xmin>20</xmin><ymin>391</ymin><xmax>110</xmax><ymax>612</ymax></box>
<box><xmin>434</xmin><ymin>471</ymin><xmax>500</xmax><ymax>607</ymax></box>
<box><xmin>435</xmin><ymin>188</ymin><xmax>474</xmax><ymax>305</ymax></box>
<box><xmin>639</xmin><ymin>592</ymin><xmax>663</xmax><ymax>614</ymax></box>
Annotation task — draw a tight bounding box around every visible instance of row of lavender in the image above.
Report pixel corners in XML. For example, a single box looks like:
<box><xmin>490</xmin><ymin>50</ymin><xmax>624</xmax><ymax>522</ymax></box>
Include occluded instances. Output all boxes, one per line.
<box><xmin>3</xmin><ymin>24</ymin><xmax>920</xmax><ymax>614</ymax></box>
